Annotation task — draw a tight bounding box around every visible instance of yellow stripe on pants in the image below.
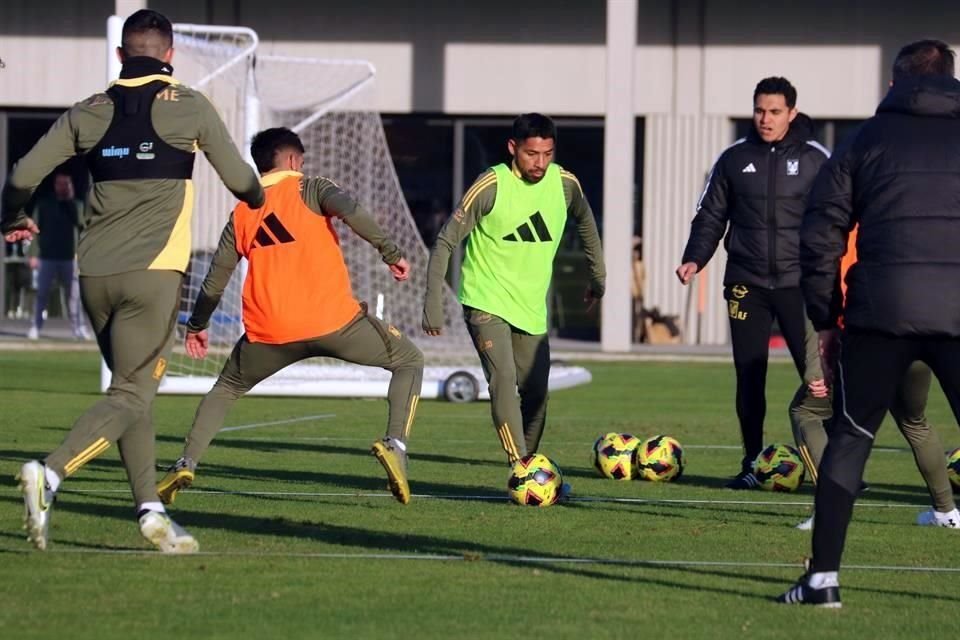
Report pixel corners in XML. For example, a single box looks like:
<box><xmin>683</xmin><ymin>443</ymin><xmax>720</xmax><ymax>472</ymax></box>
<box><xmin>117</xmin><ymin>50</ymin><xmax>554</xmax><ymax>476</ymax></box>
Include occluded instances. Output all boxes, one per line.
<box><xmin>402</xmin><ymin>395</ymin><xmax>420</xmax><ymax>441</ymax></box>
<box><xmin>64</xmin><ymin>437</ymin><xmax>110</xmax><ymax>476</ymax></box>
<box><xmin>798</xmin><ymin>444</ymin><xmax>818</xmax><ymax>485</ymax></box>
<box><xmin>497</xmin><ymin>424</ymin><xmax>520</xmax><ymax>463</ymax></box>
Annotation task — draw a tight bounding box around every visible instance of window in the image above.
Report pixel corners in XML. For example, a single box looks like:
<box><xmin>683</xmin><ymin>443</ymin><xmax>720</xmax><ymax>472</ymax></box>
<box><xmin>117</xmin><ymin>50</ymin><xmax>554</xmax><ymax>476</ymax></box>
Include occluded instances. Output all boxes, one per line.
<box><xmin>381</xmin><ymin>115</ymin><xmax>454</xmax><ymax>248</ymax></box>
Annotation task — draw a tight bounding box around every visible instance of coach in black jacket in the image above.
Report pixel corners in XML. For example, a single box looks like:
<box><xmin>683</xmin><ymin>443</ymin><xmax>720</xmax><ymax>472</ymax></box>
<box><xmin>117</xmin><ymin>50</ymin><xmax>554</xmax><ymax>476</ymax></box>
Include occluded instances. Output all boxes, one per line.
<box><xmin>677</xmin><ymin>77</ymin><xmax>829</xmax><ymax>489</ymax></box>
<box><xmin>778</xmin><ymin>40</ymin><xmax>960</xmax><ymax>608</ymax></box>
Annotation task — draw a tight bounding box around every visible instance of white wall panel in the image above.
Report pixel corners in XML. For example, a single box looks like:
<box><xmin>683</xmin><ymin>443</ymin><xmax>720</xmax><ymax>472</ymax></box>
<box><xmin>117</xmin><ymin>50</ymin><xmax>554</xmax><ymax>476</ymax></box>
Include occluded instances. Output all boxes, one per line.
<box><xmin>0</xmin><ymin>37</ymin><xmax>106</xmax><ymax>107</ymax></box>
<box><xmin>643</xmin><ymin>114</ymin><xmax>732</xmax><ymax>345</ymax></box>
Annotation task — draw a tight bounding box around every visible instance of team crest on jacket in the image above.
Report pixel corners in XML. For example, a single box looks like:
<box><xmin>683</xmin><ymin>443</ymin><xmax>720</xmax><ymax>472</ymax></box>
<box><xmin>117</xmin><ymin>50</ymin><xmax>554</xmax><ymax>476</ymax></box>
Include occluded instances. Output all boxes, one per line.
<box><xmin>786</xmin><ymin>159</ymin><xmax>799</xmax><ymax>176</ymax></box>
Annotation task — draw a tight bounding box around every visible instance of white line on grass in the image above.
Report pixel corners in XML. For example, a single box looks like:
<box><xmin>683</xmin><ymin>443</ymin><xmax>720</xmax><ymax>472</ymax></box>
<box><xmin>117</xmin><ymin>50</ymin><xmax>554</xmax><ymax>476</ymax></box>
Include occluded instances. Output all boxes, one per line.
<box><xmin>219</xmin><ymin>414</ymin><xmax>336</xmax><ymax>433</ymax></box>
<box><xmin>211</xmin><ymin>436</ymin><xmax>917</xmax><ymax>454</ymax></box>
<box><xmin>1</xmin><ymin>546</ymin><xmax>957</xmax><ymax>572</ymax></box>
<box><xmin>40</xmin><ymin>488</ymin><xmax>927</xmax><ymax>509</ymax></box>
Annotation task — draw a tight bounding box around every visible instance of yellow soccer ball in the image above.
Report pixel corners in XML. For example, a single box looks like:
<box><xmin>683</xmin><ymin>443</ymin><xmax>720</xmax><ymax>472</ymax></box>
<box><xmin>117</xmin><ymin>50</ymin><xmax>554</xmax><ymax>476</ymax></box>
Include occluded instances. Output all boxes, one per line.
<box><xmin>753</xmin><ymin>444</ymin><xmax>806</xmax><ymax>492</ymax></box>
<box><xmin>508</xmin><ymin>453</ymin><xmax>563</xmax><ymax>507</ymax></box>
<box><xmin>592</xmin><ymin>432</ymin><xmax>641</xmax><ymax>480</ymax></box>
<box><xmin>634</xmin><ymin>435</ymin><xmax>685</xmax><ymax>482</ymax></box>
<box><xmin>946</xmin><ymin>447</ymin><xmax>960</xmax><ymax>491</ymax></box>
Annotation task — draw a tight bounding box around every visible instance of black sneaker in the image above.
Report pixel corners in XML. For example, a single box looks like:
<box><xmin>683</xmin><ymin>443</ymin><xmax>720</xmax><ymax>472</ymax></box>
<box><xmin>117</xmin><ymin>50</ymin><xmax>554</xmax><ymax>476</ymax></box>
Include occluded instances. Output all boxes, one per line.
<box><xmin>776</xmin><ymin>573</ymin><xmax>842</xmax><ymax>608</ymax></box>
<box><xmin>725</xmin><ymin>470</ymin><xmax>760</xmax><ymax>490</ymax></box>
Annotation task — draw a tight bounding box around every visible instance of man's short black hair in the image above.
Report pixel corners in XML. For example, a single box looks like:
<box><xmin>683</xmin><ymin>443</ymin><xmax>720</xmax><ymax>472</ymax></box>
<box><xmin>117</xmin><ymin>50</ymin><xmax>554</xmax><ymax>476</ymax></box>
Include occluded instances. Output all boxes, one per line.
<box><xmin>121</xmin><ymin>9</ymin><xmax>173</xmax><ymax>58</ymax></box>
<box><xmin>250</xmin><ymin>127</ymin><xmax>305</xmax><ymax>174</ymax></box>
<box><xmin>893</xmin><ymin>39</ymin><xmax>956</xmax><ymax>81</ymax></box>
<box><xmin>511</xmin><ymin>113</ymin><xmax>557</xmax><ymax>143</ymax></box>
<box><xmin>753</xmin><ymin>77</ymin><xmax>797</xmax><ymax>109</ymax></box>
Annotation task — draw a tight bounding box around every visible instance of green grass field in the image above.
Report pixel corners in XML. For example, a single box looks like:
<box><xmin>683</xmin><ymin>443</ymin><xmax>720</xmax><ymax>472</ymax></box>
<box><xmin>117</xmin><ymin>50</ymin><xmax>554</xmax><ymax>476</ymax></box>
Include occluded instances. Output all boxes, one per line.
<box><xmin>2</xmin><ymin>351</ymin><xmax>958</xmax><ymax>639</ymax></box>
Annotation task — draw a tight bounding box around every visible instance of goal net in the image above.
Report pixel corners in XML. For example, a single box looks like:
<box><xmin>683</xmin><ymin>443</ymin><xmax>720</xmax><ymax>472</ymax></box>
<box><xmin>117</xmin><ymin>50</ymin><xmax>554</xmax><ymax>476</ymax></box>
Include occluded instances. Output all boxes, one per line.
<box><xmin>137</xmin><ymin>24</ymin><xmax>592</xmax><ymax>400</ymax></box>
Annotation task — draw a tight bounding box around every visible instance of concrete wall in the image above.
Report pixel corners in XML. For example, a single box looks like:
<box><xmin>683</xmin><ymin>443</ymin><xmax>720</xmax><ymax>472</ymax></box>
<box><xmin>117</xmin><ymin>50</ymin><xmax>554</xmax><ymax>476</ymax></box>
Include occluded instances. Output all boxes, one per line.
<box><xmin>4</xmin><ymin>1</ymin><xmax>958</xmax><ymax>115</ymax></box>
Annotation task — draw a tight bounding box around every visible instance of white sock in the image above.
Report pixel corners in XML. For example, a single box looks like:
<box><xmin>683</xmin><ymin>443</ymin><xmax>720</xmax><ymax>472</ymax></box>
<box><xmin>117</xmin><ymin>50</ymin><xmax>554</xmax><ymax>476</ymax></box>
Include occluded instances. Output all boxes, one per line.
<box><xmin>392</xmin><ymin>439</ymin><xmax>407</xmax><ymax>452</ymax></box>
<box><xmin>138</xmin><ymin>502</ymin><xmax>165</xmax><ymax>514</ymax></box>
<box><xmin>44</xmin><ymin>466</ymin><xmax>61</xmax><ymax>493</ymax></box>
<box><xmin>808</xmin><ymin>571</ymin><xmax>839</xmax><ymax>589</ymax></box>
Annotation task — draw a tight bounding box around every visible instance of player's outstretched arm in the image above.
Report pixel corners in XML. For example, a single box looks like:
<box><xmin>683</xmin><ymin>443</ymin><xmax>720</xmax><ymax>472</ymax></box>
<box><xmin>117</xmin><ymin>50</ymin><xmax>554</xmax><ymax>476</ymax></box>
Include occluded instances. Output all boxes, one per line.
<box><xmin>186</xmin><ymin>217</ymin><xmax>241</xmax><ymax>338</ymax></box>
<box><xmin>304</xmin><ymin>176</ymin><xmax>404</xmax><ymax>265</ymax></box>
<box><xmin>195</xmin><ymin>93</ymin><xmax>264</xmax><ymax>208</ymax></box>
<box><xmin>563</xmin><ymin>170</ymin><xmax>606</xmax><ymax>301</ymax></box>
<box><xmin>423</xmin><ymin>170</ymin><xmax>494</xmax><ymax>336</ymax></box>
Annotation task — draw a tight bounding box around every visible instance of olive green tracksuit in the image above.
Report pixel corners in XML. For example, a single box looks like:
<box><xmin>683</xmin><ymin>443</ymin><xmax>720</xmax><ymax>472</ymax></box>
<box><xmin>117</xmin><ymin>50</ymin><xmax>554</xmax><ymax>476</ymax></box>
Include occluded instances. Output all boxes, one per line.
<box><xmin>423</xmin><ymin>163</ymin><xmax>605</xmax><ymax>463</ymax></box>
<box><xmin>789</xmin><ymin>322</ymin><xmax>955</xmax><ymax>511</ymax></box>
<box><xmin>1</xmin><ymin>58</ymin><xmax>264</xmax><ymax>506</ymax></box>
<box><xmin>178</xmin><ymin>174</ymin><xmax>424</xmax><ymax>465</ymax></box>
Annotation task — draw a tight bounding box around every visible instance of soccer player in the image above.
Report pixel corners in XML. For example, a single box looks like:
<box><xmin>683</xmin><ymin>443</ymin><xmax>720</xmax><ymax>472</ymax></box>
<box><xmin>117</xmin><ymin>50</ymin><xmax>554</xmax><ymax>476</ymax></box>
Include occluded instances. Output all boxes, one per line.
<box><xmin>676</xmin><ymin>77</ymin><xmax>830</xmax><ymax>489</ymax></box>
<box><xmin>790</xmin><ymin>227</ymin><xmax>957</xmax><ymax>531</ymax></box>
<box><xmin>1</xmin><ymin>10</ymin><xmax>264</xmax><ymax>552</ymax></box>
<box><xmin>779</xmin><ymin>39</ymin><xmax>960</xmax><ymax>607</ymax></box>
<box><xmin>422</xmin><ymin>113</ymin><xmax>605</xmax><ymax>472</ymax></box>
<box><xmin>157</xmin><ymin>127</ymin><xmax>423</xmax><ymax>506</ymax></box>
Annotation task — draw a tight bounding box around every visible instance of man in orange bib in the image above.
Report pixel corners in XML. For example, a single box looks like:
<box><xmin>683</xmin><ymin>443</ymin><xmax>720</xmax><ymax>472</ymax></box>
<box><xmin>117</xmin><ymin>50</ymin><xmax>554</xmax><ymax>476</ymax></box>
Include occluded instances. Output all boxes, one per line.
<box><xmin>158</xmin><ymin>127</ymin><xmax>423</xmax><ymax>505</ymax></box>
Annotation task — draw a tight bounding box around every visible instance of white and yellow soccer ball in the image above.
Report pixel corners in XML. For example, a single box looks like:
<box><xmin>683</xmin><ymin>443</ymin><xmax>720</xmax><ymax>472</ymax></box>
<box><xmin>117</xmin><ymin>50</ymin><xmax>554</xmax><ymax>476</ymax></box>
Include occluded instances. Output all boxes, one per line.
<box><xmin>592</xmin><ymin>432</ymin><xmax>641</xmax><ymax>480</ymax></box>
<box><xmin>508</xmin><ymin>453</ymin><xmax>563</xmax><ymax>507</ymax></box>
<box><xmin>634</xmin><ymin>435</ymin><xmax>685</xmax><ymax>482</ymax></box>
<box><xmin>947</xmin><ymin>447</ymin><xmax>960</xmax><ymax>490</ymax></box>
<box><xmin>753</xmin><ymin>444</ymin><xmax>806</xmax><ymax>492</ymax></box>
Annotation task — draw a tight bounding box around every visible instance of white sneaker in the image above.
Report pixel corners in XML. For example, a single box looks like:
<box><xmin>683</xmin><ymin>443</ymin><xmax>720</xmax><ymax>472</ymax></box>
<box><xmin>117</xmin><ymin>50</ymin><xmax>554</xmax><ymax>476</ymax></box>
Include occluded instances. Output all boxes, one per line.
<box><xmin>916</xmin><ymin>508</ymin><xmax>960</xmax><ymax>529</ymax></box>
<box><xmin>138</xmin><ymin>511</ymin><xmax>199</xmax><ymax>554</ymax></box>
<box><xmin>26</xmin><ymin>326</ymin><xmax>39</xmax><ymax>340</ymax></box>
<box><xmin>795</xmin><ymin>515</ymin><xmax>815</xmax><ymax>531</ymax></box>
<box><xmin>73</xmin><ymin>326</ymin><xmax>93</xmax><ymax>341</ymax></box>
<box><xmin>16</xmin><ymin>461</ymin><xmax>54</xmax><ymax>550</ymax></box>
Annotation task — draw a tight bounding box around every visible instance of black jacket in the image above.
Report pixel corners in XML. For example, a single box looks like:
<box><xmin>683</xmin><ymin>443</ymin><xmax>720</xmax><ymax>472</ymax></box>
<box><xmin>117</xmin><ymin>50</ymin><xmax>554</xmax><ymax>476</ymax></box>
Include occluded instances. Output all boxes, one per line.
<box><xmin>682</xmin><ymin>114</ymin><xmax>830</xmax><ymax>288</ymax></box>
<box><xmin>800</xmin><ymin>75</ymin><xmax>960</xmax><ymax>335</ymax></box>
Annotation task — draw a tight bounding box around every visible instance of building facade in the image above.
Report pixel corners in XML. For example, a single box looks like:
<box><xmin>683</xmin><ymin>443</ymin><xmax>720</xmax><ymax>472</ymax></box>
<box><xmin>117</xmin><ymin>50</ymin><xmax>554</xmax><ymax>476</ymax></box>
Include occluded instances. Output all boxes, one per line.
<box><xmin>2</xmin><ymin>0</ymin><xmax>957</xmax><ymax>346</ymax></box>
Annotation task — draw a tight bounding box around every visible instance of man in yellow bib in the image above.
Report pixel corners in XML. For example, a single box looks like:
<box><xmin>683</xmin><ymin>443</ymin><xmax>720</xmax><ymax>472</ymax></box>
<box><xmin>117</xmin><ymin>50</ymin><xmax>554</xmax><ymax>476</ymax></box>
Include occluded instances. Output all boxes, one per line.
<box><xmin>423</xmin><ymin>113</ymin><xmax>605</xmax><ymax>477</ymax></box>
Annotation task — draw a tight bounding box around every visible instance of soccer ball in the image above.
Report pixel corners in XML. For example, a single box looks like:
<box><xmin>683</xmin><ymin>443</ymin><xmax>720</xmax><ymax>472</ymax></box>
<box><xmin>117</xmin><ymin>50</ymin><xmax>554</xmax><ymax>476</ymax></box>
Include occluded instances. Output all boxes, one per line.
<box><xmin>593</xmin><ymin>432</ymin><xmax>640</xmax><ymax>480</ymax></box>
<box><xmin>753</xmin><ymin>444</ymin><xmax>806</xmax><ymax>492</ymax></box>
<box><xmin>947</xmin><ymin>447</ymin><xmax>960</xmax><ymax>490</ymax></box>
<box><xmin>634</xmin><ymin>435</ymin><xmax>685</xmax><ymax>482</ymax></box>
<box><xmin>508</xmin><ymin>453</ymin><xmax>563</xmax><ymax>507</ymax></box>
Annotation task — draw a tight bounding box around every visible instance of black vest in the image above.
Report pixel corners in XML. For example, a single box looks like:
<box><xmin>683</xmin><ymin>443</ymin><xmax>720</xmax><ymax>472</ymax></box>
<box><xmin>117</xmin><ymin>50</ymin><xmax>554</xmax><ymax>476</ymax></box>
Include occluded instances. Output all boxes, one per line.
<box><xmin>87</xmin><ymin>81</ymin><xmax>195</xmax><ymax>182</ymax></box>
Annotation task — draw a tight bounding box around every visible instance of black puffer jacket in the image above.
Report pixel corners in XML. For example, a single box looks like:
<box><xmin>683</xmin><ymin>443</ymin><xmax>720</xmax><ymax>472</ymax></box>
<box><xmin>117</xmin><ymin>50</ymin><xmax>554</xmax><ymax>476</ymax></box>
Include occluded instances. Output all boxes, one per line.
<box><xmin>801</xmin><ymin>75</ymin><xmax>960</xmax><ymax>335</ymax></box>
<box><xmin>682</xmin><ymin>114</ymin><xmax>830</xmax><ymax>288</ymax></box>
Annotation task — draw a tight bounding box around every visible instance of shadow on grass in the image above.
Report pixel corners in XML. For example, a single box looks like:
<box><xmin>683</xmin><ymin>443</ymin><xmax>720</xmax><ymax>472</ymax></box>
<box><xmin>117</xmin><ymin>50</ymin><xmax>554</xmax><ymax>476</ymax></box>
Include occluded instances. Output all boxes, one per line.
<box><xmin>1</xmin><ymin>493</ymin><xmax>957</xmax><ymax>605</ymax></box>
<box><xmin>154</xmin><ymin>434</ymin><xmax>507</xmax><ymax>470</ymax></box>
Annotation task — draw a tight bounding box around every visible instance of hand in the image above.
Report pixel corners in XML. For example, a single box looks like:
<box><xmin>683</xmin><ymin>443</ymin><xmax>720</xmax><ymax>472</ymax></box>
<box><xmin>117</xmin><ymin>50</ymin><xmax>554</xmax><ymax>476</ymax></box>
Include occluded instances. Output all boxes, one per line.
<box><xmin>184</xmin><ymin>330</ymin><xmax>209</xmax><ymax>360</ymax></box>
<box><xmin>422</xmin><ymin>308</ymin><xmax>443</xmax><ymax>336</ymax></box>
<box><xmin>818</xmin><ymin>328</ymin><xmax>841</xmax><ymax>387</ymax></box>
<box><xmin>388</xmin><ymin>257</ymin><xmax>411</xmax><ymax>281</ymax></box>
<box><xmin>584</xmin><ymin>285</ymin><xmax>600</xmax><ymax>315</ymax></box>
<box><xmin>676</xmin><ymin>262</ymin><xmax>699</xmax><ymax>285</ymax></box>
<box><xmin>807</xmin><ymin>378</ymin><xmax>829</xmax><ymax>398</ymax></box>
<box><xmin>3</xmin><ymin>217</ymin><xmax>39</xmax><ymax>243</ymax></box>
<box><xmin>28</xmin><ymin>256</ymin><xmax>39</xmax><ymax>270</ymax></box>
